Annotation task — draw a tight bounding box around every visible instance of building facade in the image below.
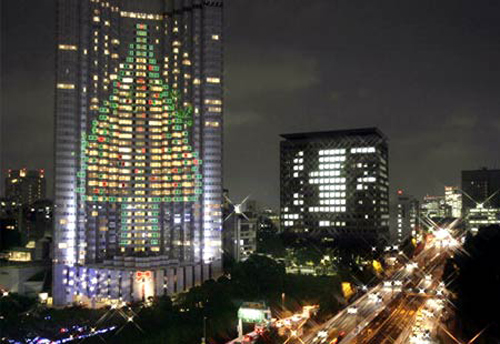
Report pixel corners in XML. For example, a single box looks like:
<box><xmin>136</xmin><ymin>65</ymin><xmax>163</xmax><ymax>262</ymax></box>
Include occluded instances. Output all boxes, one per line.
<box><xmin>466</xmin><ymin>203</ymin><xmax>500</xmax><ymax>234</ymax></box>
<box><xmin>280</xmin><ymin>128</ymin><xmax>389</xmax><ymax>247</ymax></box>
<box><xmin>54</xmin><ymin>0</ymin><xmax>223</xmax><ymax>306</ymax></box>
<box><xmin>5</xmin><ymin>169</ymin><xmax>46</xmax><ymax>207</ymax></box>
<box><xmin>444</xmin><ymin>186</ymin><xmax>462</xmax><ymax>219</ymax></box>
<box><xmin>221</xmin><ymin>193</ymin><xmax>258</xmax><ymax>262</ymax></box>
<box><xmin>395</xmin><ymin>190</ymin><xmax>419</xmax><ymax>245</ymax></box>
<box><xmin>222</xmin><ymin>212</ymin><xmax>257</xmax><ymax>262</ymax></box>
<box><xmin>420</xmin><ymin>195</ymin><xmax>450</xmax><ymax>219</ymax></box>
<box><xmin>462</xmin><ymin>169</ymin><xmax>500</xmax><ymax>217</ymax></box>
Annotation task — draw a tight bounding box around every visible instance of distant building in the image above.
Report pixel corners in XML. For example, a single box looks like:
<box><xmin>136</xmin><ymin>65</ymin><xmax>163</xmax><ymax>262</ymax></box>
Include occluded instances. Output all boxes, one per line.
<box><xmin>0</xmin><ymin>198</ymin><xmax>52</xmax><ymax>247</ymax></box>
<box><xmin>421</xmin><ymin>195</ymin><xmax>450</xmax><ymax>219</ymax></box>
<box><xmin>5</xmin><ymin>169</ymin><xmax>46</xmax><ymax>207</ymax></box>
<box><xmin>395</xmin><ymin>190</ymin><xmax>419</xmax><ymax>245</ymax></box>
<box><xmin>280</xmin><ymin>128</ymin><xmax>389</xmax><ymax>248</ymax></box>
<box><xmin>466</xmin><ymin>204</ymin><xmax>500</xmax><ymax>234</ymax></box>
<box><xmin>444</xmin><ymin>186</ymin><xmax>462</xmax><ymax>219</ymax></box>
<box><xmin>26</xmin><ymin>200</ymin><xmax>53</xmax><ymax>240</ymax></box>
<box><xmin>0</xmin><ymin>199</ymin><xmax>23</xmax><ymax>251</ymax></box>
<box><xmin>222</xmin><ymin>193</ymin><xmax>258</xmax><ymax>262</ymax></box>
<box><xmin>462</xmin><ymin>169</ymin><xmax>500</xmax><ymax>217</ymax></box>
<box><xmin>258</xmin><ymin>208</ymin><xmax>280</xmax><ymax>233</ymax></box>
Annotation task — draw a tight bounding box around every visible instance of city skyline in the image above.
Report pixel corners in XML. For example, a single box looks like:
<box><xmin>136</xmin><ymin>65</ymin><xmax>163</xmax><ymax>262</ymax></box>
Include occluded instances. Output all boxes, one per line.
<box><xmin>3</xmin><ymin>0</ymin><xmax>500</xmax><ymax>209</ymax></box>
<box><xmin>2</xmin><ymin>1</ymin><xmax>500</xmax><ymax>342</ymax></box>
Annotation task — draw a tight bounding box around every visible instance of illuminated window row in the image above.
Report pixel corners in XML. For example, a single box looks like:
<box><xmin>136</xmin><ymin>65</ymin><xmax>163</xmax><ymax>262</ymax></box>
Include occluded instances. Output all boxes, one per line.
<box><xmin>309</xmin><ymin>178</ymin><xmax>346</xmax><ymax>184</ymax></box>
<box><xmin>319</xmin><ymin>156</ymin><xmax>345</xmax><ymax>163</ymax></box>
<box><xmin>320</xmin><ymin>192</ymin><xmax>346</xmax><ymax>198</ymax></box>
<box><xmin>57</xmin><ymin>83</ymin><xmax>75</xmax><ymax>89</ymax></box>
<box><xmin>208</xmin><ymin>107</ymin><xmax>222</xmax><ymax>112</ymax></box>
<box><xmin>204</xmin><ymin>99</ymin><xmax>222</xmax><ymax>105</ymax></box>
<box><xmin>319</xmin><ymin>149</ymin><xmax>345</xmax><ymax>156</ymax></box>
<box><xmin>351</xmin><ymin>147</ymin><xmax>376</xmax><ymax>154</ymax></box>
<box><xmin>319</xmin><ymin>185</ymin><xmax>346</xmax><ymax>191</ymax></box>
<box><xmin>310</xmin><ymin>170</ymin><xmax>340</xmax><ymax>177</ymax></box>
<box><xmin>309</xmin><ymin>206</ymin><xmax>346</xmax><ymax>213</ymax></box>
<box><xmin>58</xmin><ymin>44</ymin><xmax>78</xmax><ymax>51</ymax></box>
<box><xmin>120</xmin><ymin>11</ymin><xmax>162</xmax><ymax>20</ymax></box>
<box><xmin>319</xmin><ymin>199</ymin><xmax>346</xmax><ymax>205</ymax></box>
<box><xmin>205</xmin><ymin>121</ymin><xmax>220</xmax><ymax>127</ymax></box>
<box><xmin>319</xmin><ymin>157</ymin><xmax>344</xmax><ymax>164</ymax></box>
<box><xmin>358</xmin><ymin>177</ymin><xmax>376</xmax><ymax>183</ymax></box>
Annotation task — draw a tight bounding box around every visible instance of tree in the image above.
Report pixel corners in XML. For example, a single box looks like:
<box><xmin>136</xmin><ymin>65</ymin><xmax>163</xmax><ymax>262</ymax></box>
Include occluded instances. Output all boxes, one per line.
<box><xmin>443</xmin><ymin>225</ymin><xmax>500</xmax><ymax>342</ymax></box>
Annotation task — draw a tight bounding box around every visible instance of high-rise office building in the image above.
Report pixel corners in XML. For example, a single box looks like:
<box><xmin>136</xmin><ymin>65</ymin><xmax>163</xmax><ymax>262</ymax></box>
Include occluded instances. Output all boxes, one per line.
<box><xmin>420</xmin><ymin>195</ymin><xmax>450</xmax><ymax>219</ymax></box>
<box><xmin>462</xmin><ymin>169</ymin><xmax>500</xmax><ymax>216</ymax></box>
<box><xmin>5</xmin><ymin>169</ymin><xmax>46</xmax><ymax>206</ymax></box>
<box><xmin>466</xmin><ymin>203</ymin><xmax>500</xmax><ymax>234</ymax></box>
<box><xmin>395</xmin><ymin>190</ymin><xmax>419</xmax><ymax>245</ymax></box>
<box><xmin>444</xmin><ymin>186</ymin><xmax>462</xmax><ymax>219</ymax></box>
<box><xmin>280</xmin><ymin>128</ymin><xmax>389</xmax><ymax>247</ymax></box>
<box><xmin>54</xmin><ymin>0</ymin><xmax>223</xmax><ymax>306</ymax></box>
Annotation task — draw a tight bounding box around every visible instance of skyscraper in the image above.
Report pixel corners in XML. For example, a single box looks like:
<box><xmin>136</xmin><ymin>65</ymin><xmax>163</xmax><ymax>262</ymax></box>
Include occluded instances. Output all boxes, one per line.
<box><xmin>280</xmin><ymin>128</ymin><xmax>389</xmax><ymax>248</ymax></box>
<box><xmin>444</xmin><ymin>186</ymin><xmax>462</xmax><ymax>219</ymax></box>
<box><xmin>5</xmin><ymin>169</ymin><xmax>46</xmax><ymax>206</ymax></box>
<box><xmin>462</xmin><ymin>168</ymin><xmax>500</xmax><ymax>216</ymax></box>
<box><xmin>420</xmin><ymin>195</ymin><xmax>450</xmax><ymax>219</ymax></box>
<box><xmin>54</xmin><ymin>0</ymin><xmax>223</xmax><ymax>306</ymax></box>
<box><xmin>395</xmin><ymin>190</ymin><xmax>419</xmax><ymax>245</ymax></box>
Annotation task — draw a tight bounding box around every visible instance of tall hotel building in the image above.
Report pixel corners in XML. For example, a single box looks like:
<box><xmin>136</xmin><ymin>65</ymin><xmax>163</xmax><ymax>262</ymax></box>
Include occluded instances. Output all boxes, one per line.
<box><xmin>54</xmin><ymin>0</ymin><xmax>223</xmax><ymax>306</ymax></box>
<box><xmin>280</xmin><ymin>128</ymin><xmax>389</xmax><ymax>247</ymax></box>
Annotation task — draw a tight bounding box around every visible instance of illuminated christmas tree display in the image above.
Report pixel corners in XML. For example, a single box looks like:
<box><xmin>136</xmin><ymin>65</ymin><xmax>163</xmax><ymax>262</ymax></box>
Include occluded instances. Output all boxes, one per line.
<box><xmin>76</xmin><ymin>23</ymin><xmax>202</xmax><ymax>253</ymax></box>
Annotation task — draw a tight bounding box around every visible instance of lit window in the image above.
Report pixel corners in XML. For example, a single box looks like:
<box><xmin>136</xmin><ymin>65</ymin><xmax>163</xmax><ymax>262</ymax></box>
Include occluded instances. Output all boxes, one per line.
<box><xmin>58</xmin><ymin>44</ymin><xmax>77</xmax><ymax>51</ymax></box>
<box><xmin>205</xmin><ymin>121</ymin><xmax>220</xmax><ymax>127</ymax></box>
<box><xmin>57</xmin><ymin>83</ymin><xmax>75</xmax><ymax>89</ymax></box>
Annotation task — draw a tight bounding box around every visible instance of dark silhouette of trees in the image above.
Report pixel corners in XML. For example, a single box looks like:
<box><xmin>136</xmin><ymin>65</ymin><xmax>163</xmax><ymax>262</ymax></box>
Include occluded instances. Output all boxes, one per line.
<box><xmin>443</xmin><ymin>225</ymin><xmax>500</xmax><ymax>342</ymax></box>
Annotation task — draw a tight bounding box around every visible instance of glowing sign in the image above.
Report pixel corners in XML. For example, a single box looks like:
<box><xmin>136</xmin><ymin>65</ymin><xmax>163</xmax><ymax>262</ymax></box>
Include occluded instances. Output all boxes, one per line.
<box><xmin>238</xmin><ymin>308</ymin><xmax>267</xmax><ymax>323</ymax></box>
<box><xmin>135</xmin><ymin>271</ymin><xmax>152</xmax><ymax>281</ymax></box>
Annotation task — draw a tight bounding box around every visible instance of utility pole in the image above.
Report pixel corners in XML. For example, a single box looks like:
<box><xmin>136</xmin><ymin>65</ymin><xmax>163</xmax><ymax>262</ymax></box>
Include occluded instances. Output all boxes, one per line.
<box><xmin>201</xmin><ymin>316</ymin><xmax>207</xmax><ymax>344</ymax></box>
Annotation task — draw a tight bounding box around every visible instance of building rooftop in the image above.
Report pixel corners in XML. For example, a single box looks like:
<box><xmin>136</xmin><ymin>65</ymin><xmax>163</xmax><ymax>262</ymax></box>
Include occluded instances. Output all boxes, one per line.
<box><xmin>462</xmin><ymin>168</ymin><xmax>500</xmax><ymax>173</ymax></box>
<box><xmin>280</xmin><ymin>127</ymin><xmax>386</xmax><ymax>141</ymax></box>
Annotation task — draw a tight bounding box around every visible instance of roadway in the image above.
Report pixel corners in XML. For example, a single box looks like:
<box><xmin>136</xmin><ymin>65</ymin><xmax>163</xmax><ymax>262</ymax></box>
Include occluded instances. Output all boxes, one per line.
<box><xmin>303</xmin><ymin>233</ymin><xmax>455</xmax><ymax>344</ymax></box>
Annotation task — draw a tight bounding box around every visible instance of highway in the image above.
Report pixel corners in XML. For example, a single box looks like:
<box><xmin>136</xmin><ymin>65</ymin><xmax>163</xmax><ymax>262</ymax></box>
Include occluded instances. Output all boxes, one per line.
<box><xmin>303</xmin><ymin>230</ymin><xmax>456</xmax><ymax>344</ymax></box>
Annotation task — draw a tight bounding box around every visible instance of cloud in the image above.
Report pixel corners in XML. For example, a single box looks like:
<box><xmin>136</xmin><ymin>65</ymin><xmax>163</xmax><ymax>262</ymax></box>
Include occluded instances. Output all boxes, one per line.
<box><xmin>225</xmin><ymin>49</ymin><xmax>319</xmax><ymax>102</ymax></box>
<box><xmin>224</xmin><ymin>111</ymin><xmax>262</xmax><ymax>128</ymax></box>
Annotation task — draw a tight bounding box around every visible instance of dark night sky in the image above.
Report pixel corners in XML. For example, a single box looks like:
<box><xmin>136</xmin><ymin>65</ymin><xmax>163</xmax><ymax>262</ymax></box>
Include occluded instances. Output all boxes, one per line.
<box><xmin>2</xmin><ymin>0</ymin><xmax>500</xmax><ymax>209</ymax></box>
